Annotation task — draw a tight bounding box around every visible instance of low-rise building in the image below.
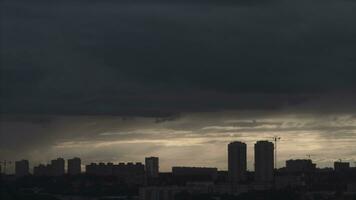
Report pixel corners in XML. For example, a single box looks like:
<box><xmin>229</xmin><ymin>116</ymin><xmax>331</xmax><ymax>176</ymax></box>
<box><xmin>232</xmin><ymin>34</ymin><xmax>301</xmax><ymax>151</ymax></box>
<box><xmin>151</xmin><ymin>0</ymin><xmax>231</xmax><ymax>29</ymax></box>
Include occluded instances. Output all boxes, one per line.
<box><xmin>172</xmin><ymin>167</ymin><xmax>218</xmax><ymax>180</ymax></box>
<box><xmin>285</xmin><ymin>159</ymin><xmax>316</xmax><ymax>173</ymax></box>
<box><xmin>334</xmin><ymin>161</ymin><xmax>350</xmax><ymax>172</ymax></box>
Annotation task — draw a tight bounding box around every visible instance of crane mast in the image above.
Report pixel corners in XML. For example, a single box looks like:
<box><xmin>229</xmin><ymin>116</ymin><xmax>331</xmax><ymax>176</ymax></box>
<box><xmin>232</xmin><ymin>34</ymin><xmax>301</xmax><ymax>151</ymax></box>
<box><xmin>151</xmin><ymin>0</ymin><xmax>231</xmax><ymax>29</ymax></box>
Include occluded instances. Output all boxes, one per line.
<box><xmin>272</xmin><ymin>136</ymin><xmax>281</xmax><ymax>169</ymax></box>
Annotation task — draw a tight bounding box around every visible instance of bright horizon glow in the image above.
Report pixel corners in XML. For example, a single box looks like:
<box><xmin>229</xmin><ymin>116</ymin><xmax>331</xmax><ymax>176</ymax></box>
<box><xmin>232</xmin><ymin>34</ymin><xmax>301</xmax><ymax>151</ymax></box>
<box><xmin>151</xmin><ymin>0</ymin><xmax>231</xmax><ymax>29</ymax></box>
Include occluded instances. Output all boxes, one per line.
<box><xmin>1</xmin><ymin>112</ymin><xmax>356</xmax><ymax>173</ymax></box>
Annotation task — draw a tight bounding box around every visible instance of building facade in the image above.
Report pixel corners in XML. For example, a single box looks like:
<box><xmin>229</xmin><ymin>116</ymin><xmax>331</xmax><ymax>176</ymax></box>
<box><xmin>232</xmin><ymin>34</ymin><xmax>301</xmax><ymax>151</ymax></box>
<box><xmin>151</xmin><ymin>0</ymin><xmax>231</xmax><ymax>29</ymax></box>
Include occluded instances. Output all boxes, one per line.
<box><xmin>228</xmin><ymin>141</ymin><xmax>247</xmax><ymax>183</ymax></box>
<box><xmin>334</xmin><ymin>161</ymin><xmax>350</xmax><ymax>172</ymax></box>
<box><xmin>86</xmin><ymin>162</ymin><xmax>145</xmax><ymax>184</ymax></box>
<box><xmin>254</xmin><ymin>141</ymin><xmax>274</xmax><ymax>183</ymax></box>
<box><xmin>172</xmin><ymin>166</ymin><xmax>218</xmax><ymax>180</ymax></box>
<box><xmin>145</xmin><ymin>157</ymin><xmax>159</xmax><ymax>178</ymax></box>
<box><xmin>68</xmin><ymin>157</ymin><xmax>81</xmax><ymax>175</ymax></box>
<box><xmin>51</xmin><ymin>158</ymin><xmax>65</xmax><ymax>176</ymax></box>
<box><xmin>33</xmin><ymin>164</ymin><xmax>52</xmax><ymax>176</ymax></box>
<box><xmin>285</xmin><ymin>159</ymin><xmax>316</xmax><ymax>173</ymax></box>
<box><xmin>15</xmin><ymin>159</ymin><xmax>29</xmax><ymax>177</ymax></box>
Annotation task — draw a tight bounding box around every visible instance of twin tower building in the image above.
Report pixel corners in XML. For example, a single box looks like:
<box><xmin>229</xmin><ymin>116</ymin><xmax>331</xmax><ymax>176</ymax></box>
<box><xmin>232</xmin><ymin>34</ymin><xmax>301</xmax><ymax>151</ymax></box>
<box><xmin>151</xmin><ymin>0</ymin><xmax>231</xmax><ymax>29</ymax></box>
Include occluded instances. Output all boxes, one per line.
<box><xmin>228</xmin><ymin>141</ymin><xmax>274</xmax><ymax>184</ymax></box>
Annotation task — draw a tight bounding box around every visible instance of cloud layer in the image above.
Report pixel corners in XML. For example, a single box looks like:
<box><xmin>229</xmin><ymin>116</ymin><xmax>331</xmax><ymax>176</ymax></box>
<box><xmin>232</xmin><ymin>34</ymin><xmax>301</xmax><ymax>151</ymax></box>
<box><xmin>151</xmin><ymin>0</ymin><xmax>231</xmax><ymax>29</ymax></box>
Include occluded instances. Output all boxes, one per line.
<box><xmin>1</xmin><ymin>0</ymin><xmax>356</xmax><ymax>116</ymax></box>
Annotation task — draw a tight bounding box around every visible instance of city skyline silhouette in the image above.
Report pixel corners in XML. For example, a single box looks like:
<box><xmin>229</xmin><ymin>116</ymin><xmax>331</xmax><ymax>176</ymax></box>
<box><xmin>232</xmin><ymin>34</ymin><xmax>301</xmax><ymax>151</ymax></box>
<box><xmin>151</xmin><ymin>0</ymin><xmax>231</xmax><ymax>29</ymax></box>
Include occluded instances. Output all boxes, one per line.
<box><xmin>1</xmin><ymin>0</ymin><xmax>356</xmax><ymax>199</ymax></box>
<box><xmin>2</xmin><ymin>138</ymin><xmax>356</xmax><ymax>175</ymax></box>
<box><xmin>2</xmin><ymin>114</ymin><xmax>356</xmax><ymax>173</ymax></box>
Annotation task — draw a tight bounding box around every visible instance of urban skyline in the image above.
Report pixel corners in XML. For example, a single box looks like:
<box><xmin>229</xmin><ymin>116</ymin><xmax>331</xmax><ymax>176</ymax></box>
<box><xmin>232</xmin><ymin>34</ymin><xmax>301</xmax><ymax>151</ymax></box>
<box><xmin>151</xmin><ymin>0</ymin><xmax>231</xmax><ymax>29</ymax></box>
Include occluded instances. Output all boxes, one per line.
<box><xmin>2</xmin><ymin>0</ymin><xmax>356</xmax><ymax>199</ymax></box>
<box><xmin>3</xmin><ymin>140</ymin><xmax>356</xmax><ymax>200</ymax></box>
<box><xmin>2</xmin><ymin>0</ymin><xmax>356</xmax><ymax>181</ymax></box>
<box><xmin>3</xmin><ymin>139</ymin><xmax>356</xmax><ymax>176</ymax></box>
<box><xmin>2</xmin><ymin>113</ymin><xmax>356</xmax><ymax>173</ymax></box>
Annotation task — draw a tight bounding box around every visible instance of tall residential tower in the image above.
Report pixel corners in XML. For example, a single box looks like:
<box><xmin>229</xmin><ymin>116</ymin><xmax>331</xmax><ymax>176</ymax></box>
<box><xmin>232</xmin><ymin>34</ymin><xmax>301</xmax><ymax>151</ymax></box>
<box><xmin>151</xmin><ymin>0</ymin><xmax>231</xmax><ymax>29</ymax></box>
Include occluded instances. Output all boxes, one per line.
<box><xmin>254</xmin><ymin>141</ymin><xmax>274</xmax><ymax>183</ymax></box>
<box><xmin>15</xmin><ymin>159</ymin><xmax>29</xmax><ymax>177</ymax></box>
<box><xmin>51</xmin><ymin>158</ymin><xmax>65</xmax><ymax>176</ymax></box>
<box><xmin>145</xmin><ymin>157</ymin><xmax>159</xmax><ymax>178</ymax></box>
<box><xmin>228</xmin><ymin>141</ymin><xmax>247</xmax><ymax>183</ymax></box>
<box><xmin>68</xmin><ymin>157</ymin><xmax>81</xmax><ymax>175</ymax></box>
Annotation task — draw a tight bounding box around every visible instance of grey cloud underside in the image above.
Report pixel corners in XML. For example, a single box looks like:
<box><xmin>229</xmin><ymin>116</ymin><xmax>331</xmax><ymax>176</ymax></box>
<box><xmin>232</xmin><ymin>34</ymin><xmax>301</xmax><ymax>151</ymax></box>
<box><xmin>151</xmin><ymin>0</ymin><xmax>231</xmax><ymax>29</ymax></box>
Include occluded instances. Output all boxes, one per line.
<box><xmin>1</xmin><ymin>0</ymin><xmax>356</xmax><ymax>116</ymax></box>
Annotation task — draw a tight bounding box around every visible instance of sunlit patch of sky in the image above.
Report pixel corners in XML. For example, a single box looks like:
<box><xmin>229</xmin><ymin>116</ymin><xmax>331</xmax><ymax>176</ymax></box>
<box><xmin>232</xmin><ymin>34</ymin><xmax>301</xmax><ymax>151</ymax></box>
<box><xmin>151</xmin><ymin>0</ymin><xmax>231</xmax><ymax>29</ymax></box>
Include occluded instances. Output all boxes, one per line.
<box><xmin>2</xmin><ymin>112</ymin><xmax>356</xmax><ymax>173</ymax></box>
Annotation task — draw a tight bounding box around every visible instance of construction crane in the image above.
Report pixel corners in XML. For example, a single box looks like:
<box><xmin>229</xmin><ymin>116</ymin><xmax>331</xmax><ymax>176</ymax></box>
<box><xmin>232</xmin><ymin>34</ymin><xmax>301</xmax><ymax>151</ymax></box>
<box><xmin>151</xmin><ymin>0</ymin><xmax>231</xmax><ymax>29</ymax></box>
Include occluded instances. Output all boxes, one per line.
<box><xmin>0</xmin><ymin>160</ymin><xmax>12</xmax><ymax>174</ymax></box>
<box><xmin>272</xmin><ymin>136</ymin><xmax>281</xmax><ymax>169</ymax></box>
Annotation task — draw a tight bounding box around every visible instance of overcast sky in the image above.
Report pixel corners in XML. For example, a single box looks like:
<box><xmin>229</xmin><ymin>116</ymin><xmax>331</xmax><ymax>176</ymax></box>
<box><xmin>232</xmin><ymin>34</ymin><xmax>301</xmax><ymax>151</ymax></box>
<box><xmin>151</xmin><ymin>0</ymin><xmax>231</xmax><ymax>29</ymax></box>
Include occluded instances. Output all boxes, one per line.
<box><xmin>1</xmin><ymin>0</ymin><xmax>356</xmax><ymax>172</ymax></box>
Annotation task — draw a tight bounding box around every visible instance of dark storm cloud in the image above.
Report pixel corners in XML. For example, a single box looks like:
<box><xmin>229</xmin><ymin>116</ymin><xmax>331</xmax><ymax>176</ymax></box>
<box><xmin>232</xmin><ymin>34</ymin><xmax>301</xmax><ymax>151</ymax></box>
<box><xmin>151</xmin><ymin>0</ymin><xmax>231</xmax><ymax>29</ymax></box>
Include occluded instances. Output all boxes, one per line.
<box><xmin>1</xmin><ymin>0</ymin><xmax>356</xmax><ymax>116</ymax></box>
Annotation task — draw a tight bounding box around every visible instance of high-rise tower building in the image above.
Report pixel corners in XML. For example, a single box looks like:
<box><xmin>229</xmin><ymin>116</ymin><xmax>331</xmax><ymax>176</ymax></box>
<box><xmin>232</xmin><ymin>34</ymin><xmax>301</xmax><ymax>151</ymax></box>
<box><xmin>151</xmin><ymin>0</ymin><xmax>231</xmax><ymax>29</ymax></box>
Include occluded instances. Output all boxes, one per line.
<box><xmin>228</xmin><ymin>141</ymin><xmax>247</xmax><ymax>183</ymax></box>
<box><xmin>254</xmin><ymin>141</ymin><xmax>274</xmax><ymax>183</ymax></box>
<box><xmin>51</xmin><ymin>158</ymin><xmax>65</xmax><ymax>176</ymax></box>
<box><xmin>15</xmin><ymin>159</ymin><xmax>29</xmax><ymax>177</ymax></box>
<box><xmin>68</xmin><ymin>157</ymin><xmax>81</xmax><ymax>175</ymax></box>
<box><xmin>145</xmin><ymin>157</ymin><xmax>159</xmax><ymax>178</ymax></box>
